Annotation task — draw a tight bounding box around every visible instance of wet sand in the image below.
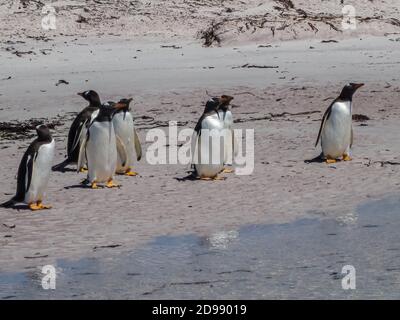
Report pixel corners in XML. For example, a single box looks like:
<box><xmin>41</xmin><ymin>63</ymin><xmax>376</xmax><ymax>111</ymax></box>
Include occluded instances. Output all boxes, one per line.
<box><xmin>1</xmin><ymin>196</ymin><xmax>400</xmax><ymax>299</ymax></box>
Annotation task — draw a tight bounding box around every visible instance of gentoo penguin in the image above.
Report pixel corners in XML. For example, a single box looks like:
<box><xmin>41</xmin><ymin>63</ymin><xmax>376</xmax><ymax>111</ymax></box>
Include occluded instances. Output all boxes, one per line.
<box><xmin>112</xmin><ymin>98</ymin><xmax>142</xmax><ymax>176</ymax></box>
<box><xmin>52</xmin><ymin>90</ymin><xmax>101</xmax><ymax>171</ymax></box>
<box><xmin>315</xmin><ymin>83</ymin><xmax>364</xmax><ymax>163</ymax></box>
<box><xmin>217</xmin><ymin>95</ymin><xmax>237</xmax><ymax>173</ymax></box>
<box><xmin>192</xmin><ymin>97</ymin><xmax>225</xmax><ymax>180</ymax></box>
<box><xmin>1</xmin><ymin>125</ymin><xmax>55</xmax><ymax>210</ymax></box>
<box><xmin>78</xmin><ymin>102</ymin><xmax>123</xmax><ymax>189</ymax></box>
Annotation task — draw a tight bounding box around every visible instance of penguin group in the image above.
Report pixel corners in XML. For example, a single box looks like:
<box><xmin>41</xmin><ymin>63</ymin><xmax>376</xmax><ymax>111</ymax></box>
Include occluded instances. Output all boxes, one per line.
<box><xmin>1</xmin><ymin>83</ymin><xmax>364</xmax><ymax>211</ymax></box>
<box><xmin>1</xmin><ymin>91</ymin><xmax>142</xmax><ymax>210</ymax></box>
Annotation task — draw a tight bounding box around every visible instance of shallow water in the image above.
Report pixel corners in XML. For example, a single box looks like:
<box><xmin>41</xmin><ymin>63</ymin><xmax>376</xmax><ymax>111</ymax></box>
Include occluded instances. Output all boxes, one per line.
<box><xmin>1</xmin><ymin>196</ymin><xmax>399</xmax><ymax>299</ymax></box>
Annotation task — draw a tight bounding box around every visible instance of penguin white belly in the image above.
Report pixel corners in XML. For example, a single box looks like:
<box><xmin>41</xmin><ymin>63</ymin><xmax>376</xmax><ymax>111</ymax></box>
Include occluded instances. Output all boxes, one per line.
<box><xmin>78</xmin><ymin>109</ymin><xmax>99</xmax><ymax>168</ymax></box>
<box><xmin>219</xmin><ymin>110</ymin><xmax>234</xmax><ymax>164</ymax></box>
<box><xmin>87</xmin><ymin>122</ymin><xmax>117</xmax><ymax>183</ymax></box>
<box><xmin>321</xmin><ymin>102</ymin><xmax>352</xmax><ymax>159</ymax></box>
<box><xmin>195</xmin><ymin>114</ymin><xmax>224</xmax><ymax>178</ymax></box>
<box><xmin>24</xmin><ymin>140</ymin><xmax>55</xmax><ymax>204</ymax></box>
<box><xmin>113</xmin><ymin>112</ymin><xmax>134</xmax><ymax>173</ymax></box>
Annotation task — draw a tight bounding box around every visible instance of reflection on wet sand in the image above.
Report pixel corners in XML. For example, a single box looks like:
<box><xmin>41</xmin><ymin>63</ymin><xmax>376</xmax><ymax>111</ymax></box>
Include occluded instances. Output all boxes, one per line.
<box><xmin>1</xmin><ymin>196</ymin><xmax>399</xmax><ymax>299</ymax></box>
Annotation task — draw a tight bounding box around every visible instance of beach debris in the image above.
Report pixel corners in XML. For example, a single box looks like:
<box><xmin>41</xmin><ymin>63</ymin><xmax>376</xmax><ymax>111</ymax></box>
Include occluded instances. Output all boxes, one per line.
<box><xmin>2</xmin><ymin>223</ymin><xmax>16</xmax><ymax>229</ymax></box>
<box><xmin>160</xmin><ymin>45</ymin><xmax>182</xmax><ymax>49</ymax></box>
<box><xmin>55</xmin><ymin>79</ymin><xmax>69</xmax><ymax>86</ymax></box>
<box><xmin>76</xmin><ymin>15</ymin><xmax>88</xmax><ymax>23</ymax></box>
<box><xmin>374</xmin><ymin>161</ymin><xmax>400</xmax><ymax>167</ymax></box>
<box><xmin>274</xmin><ymin>0</ymin><xmax>294</xmax><ymax>10</ymax></box>
<box><xmin>5</xmin><ymin>48</ymin><xmax>36</xmax><ymax>57</ymax></box>
<box><xmin>1</xmin><ymin>76</ymin><xmax>11</xmax><ymax>80</ymax></box>
<box><xmin>198</xmin><ymin>21</ymin><xmax>222</xmax><ymax>47</ymax></box>
<box><xmin>0</xmin><ymin>117</ymin><xmax>65</xmax><ymax>140</ymax></box>
<box><xmin>19</xmin><ymin>0</ymin><xmax>43</xmax><ymax>9</ymax></box>
<box><xmin>234</xmin><ymin>110</ymin><xmax>320</xmax><ymax>123</ymax></box>
<box><xmin>26</xmin><ymin>35</ymin><xmax>52</xmax><ymax>42</ymax></box>
<box><xmin>39</xmin><ymin>49</ymin><xmax>52</xmax><ymax>55</ymax></box>
<box><xmin>308</xmin><ymin>22</ymin><xmax>318</xmax><ymax>33</ymax></box>
<box><xmin>321</xmin><ymin>40</ymin><xmax>338</xmax><ymax>43</ymax></box>
<box><xmin>352</xmin><ymin>114</ymin><xmax>370</xmax><ymax>122</ymax></box>
<box><xmin>24</xmin><ymin>253</ymin><xmax>49</xmax><ymax>259</ymax></box>
<box><xmin>232</xmin><ymin>64</ymin><xmax>279</xmax><ymax>69</ymax></box>
<box><xmin>93</xmin><ymin>244</ymin><xmax>122</xmax><ymax>251</ymax></box>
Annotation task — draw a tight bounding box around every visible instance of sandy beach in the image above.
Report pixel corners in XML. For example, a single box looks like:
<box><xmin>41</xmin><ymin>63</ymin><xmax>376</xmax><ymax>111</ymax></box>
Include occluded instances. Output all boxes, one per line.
<box><xmin>0</xmin><ymin>0</ymin><xmax>400</xmax><ymax>299</ymax></box>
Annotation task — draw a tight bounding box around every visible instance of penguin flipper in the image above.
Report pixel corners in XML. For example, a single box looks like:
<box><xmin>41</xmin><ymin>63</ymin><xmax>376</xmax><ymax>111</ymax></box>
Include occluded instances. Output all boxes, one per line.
<box><xmin>116</xmin><ymin>135</ymin><xmax>128</xmax><ymax>168</ymax></box>
<box><xmin>232</xmin><ymin>129</ymin><xmax>239</xmax><ymax>158</ymax></box>
<box><xmin>315</xmin><ymin>103</ymin><xmax>333</xmax><ymax>147</ymax></box>
<box><xmin>77</xmin><ymin>133</ymin><xmax>88</xmax><ymax>172</ymax></box>
<box><xmin>350</xmin><ymin>126</ymin><xmax>354</xmax><ymax>148</ymax></box>
<box><xmin>133</xmin><ymin>128</ymin><xmax>142</xmax><ymax>162</ymax></box>
<box><xmin>190</xmin><ymin>131</ymin><xmax>200</xmax><ymax>167</ymax></box>
<box><xmin>70</xmin><ymin>121</ymin><xmax>86</xmax><ymax>156</ymax></box>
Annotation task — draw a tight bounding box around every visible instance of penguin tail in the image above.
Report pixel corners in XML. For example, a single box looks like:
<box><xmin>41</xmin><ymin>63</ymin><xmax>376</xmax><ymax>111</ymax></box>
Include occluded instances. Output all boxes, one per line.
<box><xmin>1</xmin><ymin>198</ymin><xmax>16</xmax><ymax>208</ymax></box>
<box><xmin>52</xmin><ymin>159</ymin><xmax>70</xmax><ymax>172</ymax></box>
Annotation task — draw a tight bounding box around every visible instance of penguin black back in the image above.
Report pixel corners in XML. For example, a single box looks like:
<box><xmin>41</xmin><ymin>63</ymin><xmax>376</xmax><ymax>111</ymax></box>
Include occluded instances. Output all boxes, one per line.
<box><xmin>53</xmin><ymin>90</ymin><xmax>101</xmax><ymax>171</ymax></box>
<box><xmin>68</xmin><ymin>90</ymin><xmax>101</xmax><ymax>158</ymax></box>
<box><xmin>94</xmin><ymin>102</ymin><xmax>118</xmax><ymax>122</ymax></box>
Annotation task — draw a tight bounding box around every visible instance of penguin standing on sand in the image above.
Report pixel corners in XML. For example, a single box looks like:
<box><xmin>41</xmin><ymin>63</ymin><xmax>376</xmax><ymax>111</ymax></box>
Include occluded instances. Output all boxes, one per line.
<box><xmin>192</xmin><ymin>97</ymin><xmax>225</xmax><ymax>180</ymax></box>
<box><xmin>1</xmin><ymin>125</ymin><xmax>55</xmax><ymax>211</ymax></box>
<box><xmin>78</xmin><ymin>102</ymin><xmax>124</xmax><ymax>189</ymax></box>
<box><xmin>112</xmin><ymin>98</ymin><xmax>142</xmax><ymax>176</ymax></box>
<box><xmin>52</xmin><ymin>90</ymin><xmax>101</xmax><ymax>171</ymax></box>
<box><xmin>315</xmin><ymin>83</ymin><xmax>364</xmax><ymax>163</ymax></box>
<box><xmin>217</xmin><ymin>95</ymin><xmax>237</xmax><ymax>173</ymax></box>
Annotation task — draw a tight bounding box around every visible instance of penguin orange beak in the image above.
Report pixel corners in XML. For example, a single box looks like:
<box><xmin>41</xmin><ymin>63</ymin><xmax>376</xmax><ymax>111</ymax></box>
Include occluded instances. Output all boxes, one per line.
<box><xmin>113</xmin><ymin>102</ymin><xmax>126</xmax><ymax>110</ymax></box>
<box><xmin>77</xmin><ymin>92</ymin><xmax>84</xmax><ymax>97</ymax></box>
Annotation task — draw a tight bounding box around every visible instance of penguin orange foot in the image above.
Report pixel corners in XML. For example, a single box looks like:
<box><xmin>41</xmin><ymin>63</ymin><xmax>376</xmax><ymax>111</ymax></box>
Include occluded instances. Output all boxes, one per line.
<box><xmin>29</xmin><ymin>203</ymin><xmax>42</xmax><ymax>211</ymax></box>
<box><xmin>213</xmin><ymin>176</ymin><xmax>226</xmax><ymax>181</ymax></box>
<box><xmin>79</xmin><ymin>167</ymin><xmax>88</xmax><ymax>173</ymax></box>
<box><xmin>106</xmin><ymin>180</ymin><xmax>120</xmax><ymax>188</ymax></box>
<box><xmin>326</xmin><ymin>158</ymin><xmax>337</xmax><ymax>164</ymax></box>
<box><xmin>91</xmin><ymin>182</ymin><xmax>100</xmax><ymax>189</ymax></box>
<box><xmin>125</xmin><ymin>168</ymin><xmax>138</xmax><ymax>176</ymax></box>
<box><xmin>343</xmin><ymin>154</ymin><xmax>352</xmax><ymax>161</ymax></box>
<box><xmin>199</xmin><ymin>177</ymin><xmax>213</xmax><ymax>181</ymax></box>
<box><xmin>199</xmin><ymin>176</ymin><xmax>225</xmax><ymax>181</ymax></box>
<box><xmin>222</xmin><ymin>168</ymin><xmax>234</xmax><ymax>173</ymax></box>
<box><xmin>37</xmin><ymin>201</ymin><xmax>52</xmax><ymax>209</ymax></box>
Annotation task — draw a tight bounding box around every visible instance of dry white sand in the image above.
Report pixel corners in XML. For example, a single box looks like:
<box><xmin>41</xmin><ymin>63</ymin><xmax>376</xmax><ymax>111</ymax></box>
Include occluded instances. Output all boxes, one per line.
<box><xmin>1</xmin><ymin>0</ymin><xmax>400</xmax><ymax>44</ymax></box>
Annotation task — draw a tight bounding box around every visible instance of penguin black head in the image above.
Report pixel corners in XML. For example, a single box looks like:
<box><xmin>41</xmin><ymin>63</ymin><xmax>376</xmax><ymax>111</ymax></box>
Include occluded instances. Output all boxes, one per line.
<box><xmin>114</xmin><ymin>98</ymin><xmax>133</xmax><ymax>111</ymax></box>
<box><xmin>36</xmin><ymin>124</ymin><xmax>52</xmax><ymax>141</ymax></box>
<box><xmin>204</xmin><ymin>97</ymin><xmax>220</xmax><ymax>113</ymax></box>
<box><xmin>77</xmin><ymin>90</ymin><xmax>101</xmax><ymax>106</ymax></box>
<box><xmin>218</xmin><ymin>95</ymin><xmax>234</xmax><ymax>111</ymax></box>
<box><xmin>339</xmin><ymin>83</ymin><xmax>364</xmax><ymax>101</ymax></box>
<box><xmin>102</xmin><ymin>101</ymin><xmax>116</xmax><ymax>111</ymax></box>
